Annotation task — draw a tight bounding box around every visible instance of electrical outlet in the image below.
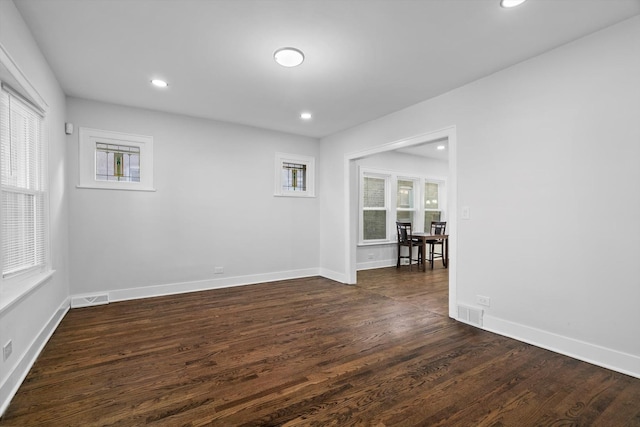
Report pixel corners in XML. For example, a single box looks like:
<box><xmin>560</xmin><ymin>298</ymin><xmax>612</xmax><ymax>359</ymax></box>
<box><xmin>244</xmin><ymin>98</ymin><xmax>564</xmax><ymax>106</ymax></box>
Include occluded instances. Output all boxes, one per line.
<box><xmin>214</xmin><ymin>267</ymin><xmax>224</xmax><ymax>274</ymax></box>
<box><xmin>476</xmin><ymin>295</ymin><xmax>491</xmax><ymax>307</ymax></box>
<box><xmin>3</xmin><ymin>340</ymin><xmax>12</xmax><ymax>361</ymax></box>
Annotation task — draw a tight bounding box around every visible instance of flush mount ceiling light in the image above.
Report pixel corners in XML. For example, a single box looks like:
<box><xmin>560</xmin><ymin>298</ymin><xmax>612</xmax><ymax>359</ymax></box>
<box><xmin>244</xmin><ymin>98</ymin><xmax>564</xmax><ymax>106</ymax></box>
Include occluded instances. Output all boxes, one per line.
<box><xmin>500</xmin><ymin>0</ymin><xmax>527</xmax><ymax>8</ymax></box>
<box><xmin>274</xmin><ymin>47</ymin><xmax>305</xmax><ymax>67</ymax></box>
<box><xmin>151</xmin><ymin>79</ymin><xmax>168</xmax><ymax>88</ymax></box>
<box><xmin>436</xmin><ymin>145</ymin><xmax>446</xmax><ymax>150</ymax></box>
<box><xmin>300</xmin><ymin>112</ymin><xmax>312</xmax><ymax>120</ymax></box>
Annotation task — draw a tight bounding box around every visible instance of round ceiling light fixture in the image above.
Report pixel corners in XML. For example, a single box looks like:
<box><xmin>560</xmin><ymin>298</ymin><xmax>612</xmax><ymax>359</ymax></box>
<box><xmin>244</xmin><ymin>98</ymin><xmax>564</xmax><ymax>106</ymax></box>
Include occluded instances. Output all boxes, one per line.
<box><xmin>151</xmin><ymin>79</ymin><xmax>168</xmax><ymax>88</ymax></box>
<box><xmin>274</xmin><ymin>47</ymin><xmax>305</xmax><ymax>67</ymax></box>
<box><xmin>300</xmin><ymin>112</ymin><xmax>312</xmax><ymax>120</ymax></box>
<box><xmin>500</xmin><ymin>0</ymin><xmax>527</xmax><ymax>8</ymax></box>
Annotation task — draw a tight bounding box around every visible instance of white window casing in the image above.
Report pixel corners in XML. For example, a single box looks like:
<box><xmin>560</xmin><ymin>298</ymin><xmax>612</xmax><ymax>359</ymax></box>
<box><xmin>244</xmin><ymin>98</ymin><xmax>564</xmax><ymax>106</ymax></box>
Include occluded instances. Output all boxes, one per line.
<box><xmin>78</xmin><ymin>127</ymin><xmax>155</xmax><ymax>191</ymax></box>
<box><xmin>0</xmin><ymin>83</ymin><xmax>50</xmax><ymax>289</ymax></box>
<box><xmin>274</xmin><ymin>152</ymin><xmax>315</xmax><ymax>197</ymax></box>
<box><xmin>360</xmin><ymin>169</ymin><xmax>391</xmax><ymax>244</ymax></box>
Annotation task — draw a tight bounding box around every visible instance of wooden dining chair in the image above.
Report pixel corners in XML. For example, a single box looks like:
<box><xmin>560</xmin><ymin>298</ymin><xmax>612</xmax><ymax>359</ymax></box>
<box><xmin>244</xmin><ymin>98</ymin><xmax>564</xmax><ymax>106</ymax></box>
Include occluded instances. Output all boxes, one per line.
<box><xmin>426</xmin><ymin>221</ymin><xmax>446</xmax><ymax>269</ymax></box>
<box><xmin>396</xmin><ymin>222</ymin><xmax>422</xmax><ymax>271</ymax></box>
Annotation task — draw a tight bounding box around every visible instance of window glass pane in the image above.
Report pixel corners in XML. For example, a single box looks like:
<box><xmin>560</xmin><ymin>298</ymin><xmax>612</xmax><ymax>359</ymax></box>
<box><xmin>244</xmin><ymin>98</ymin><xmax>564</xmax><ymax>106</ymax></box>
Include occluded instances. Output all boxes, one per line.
<box><xmin>95</xmin><ymin>143</ymin><xmax>140</xmax><ymax>182</ymax></box>
<box><xmin>397</xmin><ymin>180</ymin><xmax>414</xmax><ymax>208</ymax></box>
<box><xmin>363</xmin><ymin>177</ymin><xmax>385</xmax><ymax>208</ymax></box>
<box><xmin>425</xmin><ymin>182</ymin><xmax>439</xmax><ymax>209</ymax></box>
<box><xmin>397</xmin><ymin>210</ymin><xmax>413</xmax><ymax>224</ymax></box>
<box><xmin>281</xmin><ymin>162</ymin><xmax>307</xmax><ymax>191</ymax></box>
<box><xmin>363</xmin><ymin>210</ymin><xmax>386</xmax><ymax>240</ymax></box>
<box><xmin>424</xmin><ymin>211</ymin><xmax>442</xmax><ymax>233</ymax></box>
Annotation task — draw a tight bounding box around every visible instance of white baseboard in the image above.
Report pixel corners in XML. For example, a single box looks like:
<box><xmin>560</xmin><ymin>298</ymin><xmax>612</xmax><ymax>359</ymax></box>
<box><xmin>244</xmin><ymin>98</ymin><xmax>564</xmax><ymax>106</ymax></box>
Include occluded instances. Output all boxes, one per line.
<box><xmin>318</xmin><ymin>267</ymin><xmax>348</xmax><ymax>284</ymax></box>
<box><xmin>0</xmin><ymin>297</ymin><xmax>70</xmax><ymax>417</ymax></box>
<box><xmin>356</xmin><ymin>259</ymin><xmax>396</xmax><ymax>271</ymax></box>
<box><xmin>106</xmin><ymin>268</ymin><xmax>322</xmax><ymax>303</ymax></box>
<box><xmin>482</xmin><ymin>314</ymin><xmax>640</xmax><ymax>379</ymax></box>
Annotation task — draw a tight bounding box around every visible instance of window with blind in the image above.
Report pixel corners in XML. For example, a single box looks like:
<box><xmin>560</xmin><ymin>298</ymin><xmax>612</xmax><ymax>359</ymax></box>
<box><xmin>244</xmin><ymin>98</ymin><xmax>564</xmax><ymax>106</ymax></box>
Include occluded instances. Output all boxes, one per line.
<box><xmin>0</xmin><ymin>86</ymin><xmax>48</xmax><ymax>279</ymax></box>
<box><xmin>359</xmin><ymin>166</ymin><xmax>445</xmax><ymax>244</ymax></box>
<box><xmin>361</xmin><ymin>173</ymin><xmax>389</xmax><ymax>241</ymax></box>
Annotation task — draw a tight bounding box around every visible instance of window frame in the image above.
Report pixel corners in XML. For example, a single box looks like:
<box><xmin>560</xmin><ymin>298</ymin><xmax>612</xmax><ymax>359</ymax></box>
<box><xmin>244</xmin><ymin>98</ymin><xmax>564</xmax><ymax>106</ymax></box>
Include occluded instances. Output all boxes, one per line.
<box><xmin>78</xmin><ymin>127</ymin><xmax>155</xmax><ymax>191</ymax></box>
<box><xmin>396</xmin><ymin>176</ymin><xmax>418</xmax><ymax>226</ymax></box>
<box><xmin>274</xmin><ymin>152</ymin><xmax>315</xmax><ymax>197</ymax></box>
<box><xmin>0</xmin><ymin>82</ymin><xmax>51</xmax><ymax>297</ymax></box>
<box><xmin>424</xmin><ymin>179</ymin><xmax>444</xmax><ymax>232</ymax></box>
<box><xmin>359</xmin><ymin>169</ymin><xmax>391</xmax><ymax>244</ymax></box>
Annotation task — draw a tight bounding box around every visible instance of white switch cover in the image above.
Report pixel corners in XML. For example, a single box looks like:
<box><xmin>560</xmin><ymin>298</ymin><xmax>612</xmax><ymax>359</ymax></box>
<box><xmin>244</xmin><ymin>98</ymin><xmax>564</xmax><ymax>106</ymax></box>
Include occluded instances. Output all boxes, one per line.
<box><xmin>461</xmin><ymin>206</ymin><xmax>471</xmax><ymax>220</ymax></box>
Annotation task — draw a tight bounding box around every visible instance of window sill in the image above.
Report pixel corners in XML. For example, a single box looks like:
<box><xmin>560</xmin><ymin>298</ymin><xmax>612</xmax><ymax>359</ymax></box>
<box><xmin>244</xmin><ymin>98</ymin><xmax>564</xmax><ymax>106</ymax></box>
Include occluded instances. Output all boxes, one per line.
<box><xmin>0</xmin><ymin>269</ymin><xmax>56</xmax><ymax>315</ymax></box>
<box><xmin>76</xmin><ymin>185</ymin><xmax>156</xmax><ymax>192</ymax></box>
<box><xmin>274</xmin><ymin>193</ymin><xmax>316</xmax><ymax>198</ymax></box>
<box><xmin>358</xmin><ymin>241</ymin><xmax>396</xmax><ymax>247</ymax></box>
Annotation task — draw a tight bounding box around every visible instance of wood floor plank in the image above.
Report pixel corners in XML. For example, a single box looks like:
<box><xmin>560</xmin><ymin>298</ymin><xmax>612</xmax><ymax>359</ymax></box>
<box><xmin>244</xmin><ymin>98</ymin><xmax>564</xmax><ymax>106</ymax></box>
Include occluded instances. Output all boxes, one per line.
<box><xmin>1</xmin><ymin>267</ymin><xmax>639</xmax><ymax>426</ymax></box>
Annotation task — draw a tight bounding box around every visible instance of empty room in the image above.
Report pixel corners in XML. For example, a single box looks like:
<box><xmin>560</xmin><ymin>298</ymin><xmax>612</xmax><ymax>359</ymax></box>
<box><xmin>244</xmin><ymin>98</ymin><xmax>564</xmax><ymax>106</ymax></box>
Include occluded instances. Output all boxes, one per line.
<box><xmin>1</xmin><ymin>0</ymin><xmax>639</xmax><ymax>425</ymax></box>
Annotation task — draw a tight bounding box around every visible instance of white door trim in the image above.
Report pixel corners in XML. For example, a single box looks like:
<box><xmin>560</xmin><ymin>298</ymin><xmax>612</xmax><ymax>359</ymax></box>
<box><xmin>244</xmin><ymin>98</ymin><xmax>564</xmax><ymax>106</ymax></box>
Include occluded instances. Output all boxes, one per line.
<box><xmin>343</xmin><ymin>125</ymin><xmax>458</xmax><ymax>318</ymax></box>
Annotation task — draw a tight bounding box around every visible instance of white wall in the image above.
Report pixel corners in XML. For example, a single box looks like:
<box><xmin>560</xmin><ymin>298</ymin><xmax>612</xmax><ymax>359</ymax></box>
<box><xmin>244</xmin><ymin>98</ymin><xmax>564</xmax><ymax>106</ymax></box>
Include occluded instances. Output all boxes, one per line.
<box><xmin>319</xmin><ymin>16</ymin><xmax>640</xmax><ymax>377</ymax></box>
<box><xmin>355</xmin><ymin>151</ymin><xmax>448</xmax><ymax>270</ymax></box>
<box><xmin>0</xmin><ymin>0</ymin><xmax>70</xmax><ymax>414</ymax></box>
<box><xmin>66</xmin><ymin>98</ymin><xmax>320</xmax><ymax>301</ymax></box>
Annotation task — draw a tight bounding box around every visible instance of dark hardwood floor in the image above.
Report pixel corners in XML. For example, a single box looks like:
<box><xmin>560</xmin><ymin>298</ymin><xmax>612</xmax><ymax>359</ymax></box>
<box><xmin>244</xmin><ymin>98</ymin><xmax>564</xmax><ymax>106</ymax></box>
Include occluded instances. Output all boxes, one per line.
<box><xmin>2</xmin><ymin>266</ymin><xmax>639</xmax><ymax>426</ymax></box>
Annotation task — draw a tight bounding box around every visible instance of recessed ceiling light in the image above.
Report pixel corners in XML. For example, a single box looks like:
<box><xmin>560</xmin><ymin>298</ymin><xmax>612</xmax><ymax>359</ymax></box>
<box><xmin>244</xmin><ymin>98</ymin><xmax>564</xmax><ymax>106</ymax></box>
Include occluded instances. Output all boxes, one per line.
<box><xmin>436</xmin><ymin>145</ymin><xmax>446</xmax><ymax>150</ymax></box>
<box><xmin>300</xmin><ymin>112</ymin><xmax>312</xmax><ymax>120</ymax></box>
<box><xmin>151</xmin><ymin>79</ymin><xmax>168</xmax><ymax>88</ymax></box>
<box><xmin>274</xmin><ymin>47</ymin><xmax>305</xmax><ymax>67</ymax></box>
<box><xmin>500</xmin><ymin>0</ymin><xmax>527</xmax><ymax>8</ymax></box>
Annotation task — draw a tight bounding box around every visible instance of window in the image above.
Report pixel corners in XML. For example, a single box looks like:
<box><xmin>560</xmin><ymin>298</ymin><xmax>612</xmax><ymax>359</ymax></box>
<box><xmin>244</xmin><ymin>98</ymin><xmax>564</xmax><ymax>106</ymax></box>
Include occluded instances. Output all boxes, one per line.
<box><xmin>96</xmin><ymin>143</ymin><xmax>140</xmax><ymax>182</ymax></box>
<box><xmin>0</xmin><ymin>85</ymin><xmax>48</xmax><ymax>279</ymax></box>
<box><xmin>282</xmin><ymin>161</ymin><xmax>306</xmax><ymax>192</ymax></box>
<box><xmin>274</xmin><ymin>153</ymin><xmax>315</xmax><ymax>197</ymax></box>
<box><xmin>424</xmin><ymin>181</ymin><xmax>442</xmax><ymax>231</ymax></box>
<box><xmin>359</xmin><ymin>166</ymin><xmax>445</xmax><ymax>244</ymax></box>
<box><xmin>361</xmin><ymin>173</ymin><xmax>389</xmax><ymax>241</ymax></box>
<box><xmin>78</xmin><ymin>127</ymin><xmax>154</xmax><ymax>191</ymax></box>
<box><xmin>396</xmin><ymin>178</ymin><xmax>416</xmax><ymax>224</ymax></box>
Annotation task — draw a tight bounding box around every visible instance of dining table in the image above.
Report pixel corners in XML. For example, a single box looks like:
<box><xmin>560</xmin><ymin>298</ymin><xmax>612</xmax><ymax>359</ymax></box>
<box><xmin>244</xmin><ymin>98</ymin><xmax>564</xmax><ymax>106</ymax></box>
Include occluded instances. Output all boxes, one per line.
<box><xmin>411</xmin><ymin>232</ymin><xmax>449</xmax><ymax>270</ymax></box>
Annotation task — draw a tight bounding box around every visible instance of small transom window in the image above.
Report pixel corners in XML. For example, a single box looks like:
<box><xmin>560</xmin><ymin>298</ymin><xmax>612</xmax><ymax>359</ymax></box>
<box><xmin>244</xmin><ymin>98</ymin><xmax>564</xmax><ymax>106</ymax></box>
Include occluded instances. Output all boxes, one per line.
<box><xmin>95</xmin><ymin>143</ymin><xmax>140</xmax><ymax>182</ymax></box>
<box><xmin>274</xmin><ymin>153</ymin><xmax>315</xmax><ymax>197</ymax></box>
<box><xmin>78</xmin><ymin>127</ymin><xmax>154</xmax><ymax>191</ymax></box>
<box><xmin>281</xmin><ymin>162</ymin><xmax>307</xmax><ymax>192</ymax></box>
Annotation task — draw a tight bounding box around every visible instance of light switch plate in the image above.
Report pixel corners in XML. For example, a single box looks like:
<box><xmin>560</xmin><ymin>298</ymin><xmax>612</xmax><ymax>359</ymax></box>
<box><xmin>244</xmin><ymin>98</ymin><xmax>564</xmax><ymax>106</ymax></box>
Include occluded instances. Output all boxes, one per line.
<box><xmin>461</xmin><ymin>206</ymin><xmax>471</xmax><ymax>220</ymax></box>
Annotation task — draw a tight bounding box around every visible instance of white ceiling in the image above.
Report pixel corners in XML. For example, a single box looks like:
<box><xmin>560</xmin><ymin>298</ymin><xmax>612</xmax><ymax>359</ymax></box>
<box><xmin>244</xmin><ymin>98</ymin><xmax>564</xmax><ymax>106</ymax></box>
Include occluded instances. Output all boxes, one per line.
<box><xmin>14</xmin><ymin>0</ymin><xmax>640</xmax><ymax>139</ymax></box>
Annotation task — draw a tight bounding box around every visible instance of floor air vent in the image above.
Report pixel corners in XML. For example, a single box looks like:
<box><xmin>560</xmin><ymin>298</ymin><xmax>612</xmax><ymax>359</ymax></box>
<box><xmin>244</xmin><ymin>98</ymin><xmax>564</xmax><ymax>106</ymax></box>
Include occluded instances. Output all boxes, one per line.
<box><xmin>71</xmin><ymin>294</ymin><xmax>109</xmax><ymax>308</ymax></box>
<box><xmin>457</xmin><ymin>304</ymin><xmax>483</xmax><ymax>327</ymax></box>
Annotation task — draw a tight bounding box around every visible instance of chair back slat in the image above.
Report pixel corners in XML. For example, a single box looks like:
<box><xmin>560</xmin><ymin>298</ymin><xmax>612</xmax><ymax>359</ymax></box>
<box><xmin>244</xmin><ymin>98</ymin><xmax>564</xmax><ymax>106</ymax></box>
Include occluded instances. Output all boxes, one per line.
<box><xmin>430</xmin><ymin>221</ymin><xmax>446</xmax><ymax>235</ymax></box>
<box><xmin>396</xmin><ymin>221</ymin><xmax>413</xmax><ymax>243</ymax></box>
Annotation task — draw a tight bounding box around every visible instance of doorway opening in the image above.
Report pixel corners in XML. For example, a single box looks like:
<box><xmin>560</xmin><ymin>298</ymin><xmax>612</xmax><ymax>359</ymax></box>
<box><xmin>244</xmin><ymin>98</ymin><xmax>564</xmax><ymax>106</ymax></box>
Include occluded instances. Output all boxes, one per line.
<box><xmin>344</xmin><ymin>126</ymin><xmax>457</xmax><ymax>318</ymax></box>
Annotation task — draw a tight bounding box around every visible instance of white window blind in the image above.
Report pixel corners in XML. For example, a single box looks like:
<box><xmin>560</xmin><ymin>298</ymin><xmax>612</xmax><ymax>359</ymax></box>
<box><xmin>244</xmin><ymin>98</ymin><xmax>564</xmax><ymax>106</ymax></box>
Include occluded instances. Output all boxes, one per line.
<box><xmin>0</xmin><ymin>86</ymin><xmax>47</xmax><ymax>278</ymax></box>
<box><xmin>362</xmin><ymin>175</ymin><xmax>389</xmax><ymax>241</ymax></box>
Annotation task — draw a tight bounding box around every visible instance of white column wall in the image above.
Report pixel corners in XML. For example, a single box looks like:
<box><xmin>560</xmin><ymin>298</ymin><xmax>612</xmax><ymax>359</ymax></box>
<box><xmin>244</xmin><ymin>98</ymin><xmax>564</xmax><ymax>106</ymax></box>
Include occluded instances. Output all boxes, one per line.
<box><xmin>319</xmin><ymin>16</ymin><xmax>640</xmax><ymax>376</ymax></box>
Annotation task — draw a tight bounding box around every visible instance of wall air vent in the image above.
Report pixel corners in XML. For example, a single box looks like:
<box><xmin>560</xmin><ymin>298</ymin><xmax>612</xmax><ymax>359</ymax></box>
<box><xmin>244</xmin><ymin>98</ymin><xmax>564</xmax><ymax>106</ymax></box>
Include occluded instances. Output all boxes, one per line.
<box><xmin>71</xmin><ymin>294</ymin><xmax>109</xmax><ymax>308</ymax></box>
<box><xmin>457</xmin><ymin>304</ymin><xmax>483</xmax><ymax>327</ymax></box>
